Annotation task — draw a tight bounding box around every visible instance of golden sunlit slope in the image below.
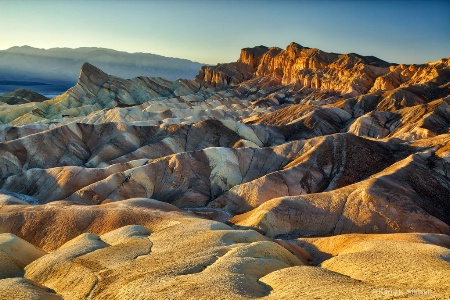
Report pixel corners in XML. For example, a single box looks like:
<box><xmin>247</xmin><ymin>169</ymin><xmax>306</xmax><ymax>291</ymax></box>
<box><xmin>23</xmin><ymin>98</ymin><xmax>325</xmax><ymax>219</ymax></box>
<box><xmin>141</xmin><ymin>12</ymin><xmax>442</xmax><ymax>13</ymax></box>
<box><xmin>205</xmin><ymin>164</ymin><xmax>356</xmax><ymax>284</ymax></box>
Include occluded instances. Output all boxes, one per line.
<box><xmin>0</xmin><ymin>207</ymin><xmax>448</xmax><ymax>299</ymax></box>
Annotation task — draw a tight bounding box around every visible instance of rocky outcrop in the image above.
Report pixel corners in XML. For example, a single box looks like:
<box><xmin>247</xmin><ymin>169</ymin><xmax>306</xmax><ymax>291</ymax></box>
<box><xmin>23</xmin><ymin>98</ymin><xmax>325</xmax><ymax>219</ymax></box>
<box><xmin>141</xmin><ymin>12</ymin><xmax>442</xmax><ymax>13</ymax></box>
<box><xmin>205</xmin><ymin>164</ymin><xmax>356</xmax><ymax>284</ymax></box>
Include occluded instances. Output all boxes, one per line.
<box><xmin>196</xmin><ymin>62</ymin><xmax>254</xmax><ymax>88</ymax></box>
<box><xmin>197</xmin><ymin>42</ymin><xmax>397</xmax><ymax>96</ymax></box>
<box><xmin>238</xmin><ymin>45</ymin><xmax>269</xmax><ymax>70</ymax></box>
<box><xmin>197</xmin><ymin>42</ymin><xmax>450</xmax><ymax>112</ymax></box>
<box><xmin>195</xmin><ymin>45</ymin><xmax>271</xmax><ymax>88</ymax></box>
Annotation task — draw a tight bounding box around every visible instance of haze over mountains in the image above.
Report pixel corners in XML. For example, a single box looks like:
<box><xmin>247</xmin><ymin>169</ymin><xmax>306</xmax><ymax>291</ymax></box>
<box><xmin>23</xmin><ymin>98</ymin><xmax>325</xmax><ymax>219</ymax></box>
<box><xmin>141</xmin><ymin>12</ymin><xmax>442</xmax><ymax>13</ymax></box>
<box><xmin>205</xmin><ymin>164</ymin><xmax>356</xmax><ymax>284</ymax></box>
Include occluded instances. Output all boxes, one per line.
<box><xmin>0</xmin><ymin>42</ymin><xmax>449</xmax><ymax>299</ymax></box>
<box><xmin>0</xmin><ymin>46</ymin><xmax>205</xmax><ymax>97</ymax></box>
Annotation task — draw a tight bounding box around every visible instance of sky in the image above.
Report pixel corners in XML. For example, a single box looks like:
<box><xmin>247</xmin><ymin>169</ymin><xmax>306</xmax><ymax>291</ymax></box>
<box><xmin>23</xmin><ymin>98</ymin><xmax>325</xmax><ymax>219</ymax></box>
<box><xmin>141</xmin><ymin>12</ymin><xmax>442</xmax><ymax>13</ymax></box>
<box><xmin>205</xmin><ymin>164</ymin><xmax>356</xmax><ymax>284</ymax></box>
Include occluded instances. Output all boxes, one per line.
<box><xmin>1</xmin><ymin>0</ymin><xmax>449</xmax><ymax>64</ymax></box>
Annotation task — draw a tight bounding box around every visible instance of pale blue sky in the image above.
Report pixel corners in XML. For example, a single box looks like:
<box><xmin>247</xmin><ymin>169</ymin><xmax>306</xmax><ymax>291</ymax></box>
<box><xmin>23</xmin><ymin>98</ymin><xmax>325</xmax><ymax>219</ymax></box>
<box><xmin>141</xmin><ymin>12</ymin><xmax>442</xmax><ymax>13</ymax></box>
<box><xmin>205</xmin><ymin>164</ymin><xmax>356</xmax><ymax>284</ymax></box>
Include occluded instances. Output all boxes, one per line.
<box><xmin>1</xmin><ymin>0</ymin><xmax>449</xmax><ymax>64</ymax></box>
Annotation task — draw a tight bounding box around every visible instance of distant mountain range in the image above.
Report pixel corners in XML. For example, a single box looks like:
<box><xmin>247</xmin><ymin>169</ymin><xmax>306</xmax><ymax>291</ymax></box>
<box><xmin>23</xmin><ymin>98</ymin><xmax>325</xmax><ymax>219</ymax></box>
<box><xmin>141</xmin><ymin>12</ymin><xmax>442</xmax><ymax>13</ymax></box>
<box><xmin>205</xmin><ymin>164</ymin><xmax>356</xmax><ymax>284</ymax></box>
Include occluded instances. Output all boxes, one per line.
<box><xmin>0</xmin><ymin>46</ymin><xmax>206</xmax><ymax>97</ymax></box>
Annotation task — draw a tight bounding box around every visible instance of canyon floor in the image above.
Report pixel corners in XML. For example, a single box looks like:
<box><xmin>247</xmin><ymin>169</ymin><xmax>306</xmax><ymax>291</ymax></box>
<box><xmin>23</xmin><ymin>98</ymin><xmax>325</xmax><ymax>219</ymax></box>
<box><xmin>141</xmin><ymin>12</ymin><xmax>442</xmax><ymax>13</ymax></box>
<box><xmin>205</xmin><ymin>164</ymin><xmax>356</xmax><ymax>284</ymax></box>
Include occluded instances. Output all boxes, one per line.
<box><xmin>0</xmin><ymin>43</ymin><xmax>449</xmax><ymax>299</ymax></box>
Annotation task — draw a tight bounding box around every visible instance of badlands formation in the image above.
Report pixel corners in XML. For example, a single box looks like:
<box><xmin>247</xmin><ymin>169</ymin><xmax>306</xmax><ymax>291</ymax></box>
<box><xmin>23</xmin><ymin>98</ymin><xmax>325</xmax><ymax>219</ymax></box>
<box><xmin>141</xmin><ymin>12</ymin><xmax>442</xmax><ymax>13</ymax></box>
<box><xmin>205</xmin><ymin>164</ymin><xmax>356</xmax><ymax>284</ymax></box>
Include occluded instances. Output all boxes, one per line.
<box><xmin>0</xmin><ymin>42</ymin><xmax>449</xmax><ymax>299</ymax></box>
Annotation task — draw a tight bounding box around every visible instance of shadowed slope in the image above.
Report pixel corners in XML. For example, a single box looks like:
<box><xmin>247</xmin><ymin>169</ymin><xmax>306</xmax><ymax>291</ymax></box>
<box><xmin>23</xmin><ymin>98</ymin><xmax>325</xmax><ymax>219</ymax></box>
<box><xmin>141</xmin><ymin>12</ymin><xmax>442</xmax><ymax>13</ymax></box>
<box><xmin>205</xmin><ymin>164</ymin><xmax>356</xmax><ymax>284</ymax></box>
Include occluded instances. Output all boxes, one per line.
<box><xmin>230</xmin><ymin>149</ymin><xmax>450</xmax><ymax>237</ymax></box>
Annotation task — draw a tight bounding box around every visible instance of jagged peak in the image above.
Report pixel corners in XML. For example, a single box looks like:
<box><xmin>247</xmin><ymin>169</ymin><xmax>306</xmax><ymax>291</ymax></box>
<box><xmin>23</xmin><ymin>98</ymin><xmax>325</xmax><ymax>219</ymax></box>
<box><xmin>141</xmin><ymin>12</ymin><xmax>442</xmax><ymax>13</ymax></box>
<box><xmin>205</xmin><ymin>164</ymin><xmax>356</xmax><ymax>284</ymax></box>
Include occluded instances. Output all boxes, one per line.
<box><xmin>78</xmin><ymin>62</ymin><xmax>109</xmax><ymax>85</ymax></box>
<box><xmin>287</xmin><ymin>41</ymin><xmax>304</xmax><ymax>48</ymax></box>
<box><xmin>286</xmin><ymin>42</ymin><xmax>310</xmax><ymax>53</ymax></box>
<box><xmin>80</xmin><ymin>62</ymin><xmax>108</xmax><ymax>78</ymax></box>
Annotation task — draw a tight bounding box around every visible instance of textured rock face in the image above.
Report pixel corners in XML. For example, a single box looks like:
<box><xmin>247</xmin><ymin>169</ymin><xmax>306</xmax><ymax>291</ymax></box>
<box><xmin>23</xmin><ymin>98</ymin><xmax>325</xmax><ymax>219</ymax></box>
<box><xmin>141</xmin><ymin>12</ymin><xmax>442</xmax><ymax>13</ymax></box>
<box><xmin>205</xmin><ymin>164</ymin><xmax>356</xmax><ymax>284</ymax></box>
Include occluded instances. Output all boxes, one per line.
<box><xmin>195</xmin><ymin>46</ymin><xmax>270</xmax><ymax>89</ymax></box>
<box><xmin>1</xmin><ymin>214</ymin><xmax>449</xmax><ymax>299</ymax></box>
<box><xmin>197</xmin><ymin>42</ymin><xmax>450</xmax><ymax>109</ymax></box>
<box><xmin>228</xmin><ymin>143</ymin><xmax>450</xmax><ymax>238</ymax></box>
<box><xmin>198</xmin><ymin>42</ymin><xmax>396</xmax><ymax>95</ymax></box>
<box><xmin>196</xmin><ymin>62</ymin><xmax>254</xmax><ymax>88</ymax></box>
<box><xmin>23</xmin><ymin>222</ymin><xmax>302</xmax><ymax>300</ymax></box>
<box><xmin>0</xmin><ymin>198</ymin><xmax>185</xmax><ymax>251</ymax></box>
<box><xmin>0</xmin><ymin>277</ymin><xmax>62</xmax><ymax>300</ymax></box>
<box><xmin>0</xmin><ymin>43</ymin><xmax>449</xmax><ymax>299</ymax></box>
<box><xmin>238</xmin><ymin>45</ymin><xmax>269</xmax><ymax>70</ymax></box>
<box><xmin>0</xmin><ymin>201</ymin><xmax>306</xmax><ymax>299</ymax></box>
